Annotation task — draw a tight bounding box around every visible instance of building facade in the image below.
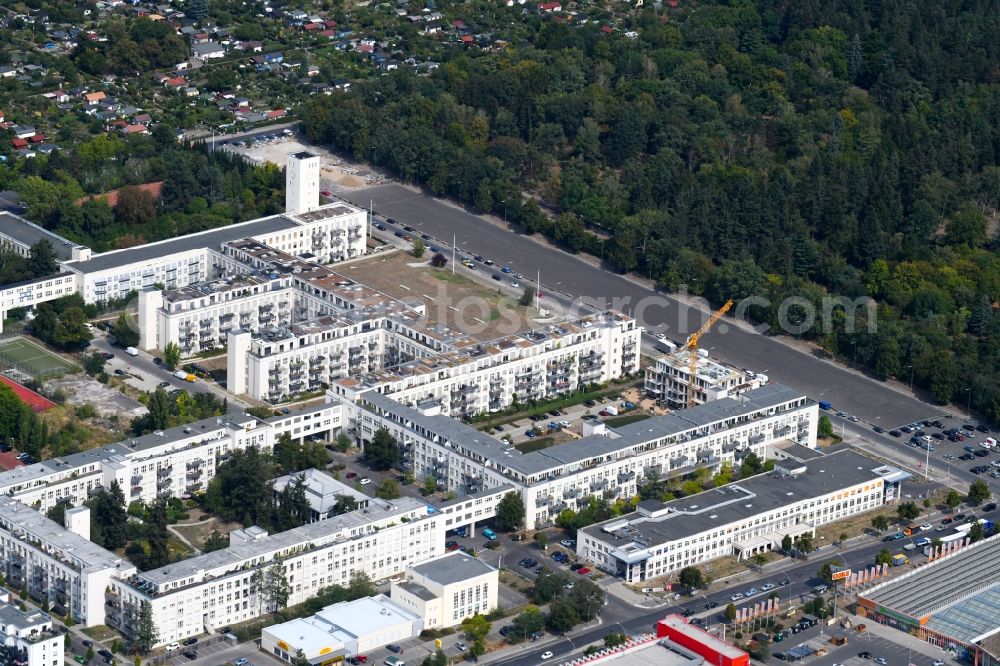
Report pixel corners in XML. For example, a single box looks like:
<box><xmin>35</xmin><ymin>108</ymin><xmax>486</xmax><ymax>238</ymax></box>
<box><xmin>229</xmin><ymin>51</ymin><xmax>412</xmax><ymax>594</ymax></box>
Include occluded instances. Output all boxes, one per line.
<box><xmin>0</xmin><ymin>406</ymin><xmax>342</xmax><ymax>514</ymax></box>
<box><xmin>108</xmin><ymin>497</ymin><xmax>443</xmax><ymax>647</ymax></box>
<box><xmin>391</xmin><ymin>552</ymin><xmax>498</xmax><ymax>629</ymax></box>
<box><xmin>0</xmin><ymin>604</ymin><xmax>65</xmax><ymax>666</ymax></box>
<box><xmin>577</xmin><ymin>448</ymin><xmax>905</xmax><ymax>582</ymax></box>
<box><xmin>261</xmin><ymin>596</ymin><xmax>422</xmax><ymax>665</ymax></box>
<box><xmin>644</xmin><ymin>348</ymin><xmax>768</xmax><ymax>409</ymax></box>
<box><xmin>340</xmin><ymin>384</ymin><xmax>818</xmax><ymax>529</ymax></box>
<box><xmin>0</xmin><ymin>496</ymin><xmax>136</xmax><ymax>626</ymax></box>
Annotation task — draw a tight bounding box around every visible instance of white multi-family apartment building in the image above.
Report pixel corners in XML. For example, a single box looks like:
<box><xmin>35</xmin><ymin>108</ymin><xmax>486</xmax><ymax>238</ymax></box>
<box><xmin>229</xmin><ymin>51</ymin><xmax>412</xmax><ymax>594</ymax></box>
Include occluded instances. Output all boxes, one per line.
<box><xmin>577</xmin><ymin>447</ymin><xmax>908</xmax><ymax>582</ymax></box>
<box><xmin>65</xmin><ymin>201</ymin><xmax>367</xmax><ymax>305</ymax></box>
<box><xmin>0</xmin><ymin>603</ymin><xmax>65</xmax><ymax>666</ymax></box>
<box><xmin>0</xmin><ymin>406</ymin><xmax>342</xmax><ymax>514</ymax></box>
<box><xmin>0</xmin><ymin>496</ymin><xmax>137</xmax><ymax>626</ymax></box>
<box><xmin>338</xmin><ymin>383</ymin><xmax>819</xmax><ymax>529</ymax></box>
<box><xmin>323</xmin><ymin>311</ymin><xmax>640</xmax><ymax>418</ymax></box>
<box><xmin>644</xmin><ymin>347</ymin><xmax>768</xmax><ymax>409</ymax></box>
<box><xmin>107</xmin><ymin>496</ymin><xmax>443</xmax><ymax>647</ymax></box>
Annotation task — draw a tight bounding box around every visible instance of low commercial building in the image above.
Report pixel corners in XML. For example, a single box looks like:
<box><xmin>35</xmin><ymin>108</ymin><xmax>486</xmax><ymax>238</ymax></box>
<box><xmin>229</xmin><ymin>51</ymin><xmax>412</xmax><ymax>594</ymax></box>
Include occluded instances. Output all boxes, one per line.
<box><xmin>644</xmin><ymin>348</ymin><xmax>767</xmax><ymax>409</ymax></box>
<box><xmin>108</xmin><ymin>496</ymin><xmax>443</xmax><ymax>647</ymax></box>
<box><xmin>391</xmin><ymin>552</ymin><xmax>498</xmax><ymax>629</ymax></box>
<box><xmin>261</xmin><ymin>595</ymin><xmax>421</xmax><ymax>664</ymax></box>
<box><xmin>578</xmin><ymin>448</ymin><xmax>907</xmax><ymax>582</ymax></box>
<box><xmin>342</xmin><ymin>383</ymin><xmax>818</xmax><ymax>529</ymax></box>
<box><xmin>655</xmin><ymin>615</ymin><xmax>749</xmax><ymax>666</ymax></box>
<box><xmin>273</xmin><ymin>469</ymin><xmax>370</xmax><ymax>522</ymax></box>
<box><xmin>857</xmin><ymin>533</ymin><xmax>1000</xmax><ymax>665</ymax></box>
<box><xmin>0</xmin><ymin>604</ymin><xmax>65</xmax><ymax>666</ymax></box>
<box><xmin>0</xmin><ymin>496</ymin><xmax>136</xmax><ymax>626</ymax></box>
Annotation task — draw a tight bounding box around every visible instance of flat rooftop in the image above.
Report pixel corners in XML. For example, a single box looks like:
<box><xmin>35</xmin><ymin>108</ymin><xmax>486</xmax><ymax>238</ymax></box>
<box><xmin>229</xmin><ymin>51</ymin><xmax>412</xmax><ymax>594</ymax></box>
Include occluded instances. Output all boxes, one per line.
<box><xmin>583</xmin><ymin>448</ymin><xmax>892</xmax><ymax>549</ymax></box>
<box><xmin>265</xmin><ymin>595</ymin><xmax>419</xmax><ymax>653</ymax></box>
<box><xmin>0</xmin><ymin>211</ymin><xmax>81</xmax><ymax>260</ymax></box>
<box><xmin>409</xmin><ymin>552</ymin><xmax>496</xmax><ymax>586</ymax></box>
<box><xmin>64</xmin><ymin>214</ymin><xmax>299</xmax><ymax>274</ymax></box>
<box><xmin>658</xmin><ymin>615</ymin><xmax>746</xmax><ymax>659</ymax></box>
<box><xmin>131</xmin><ymin>496</ymin><xmax>429</xmax><ymax>590</ymax></box>
<box><xmin>359</xmin><ymin>384</ymin><xmax>810</xmax><ymax>481</ymax></box>
<box><xmin>0</xmin><ymin>496</ymin><xmax>128</xmax><ymax>571</ymax></box>
<box><xmin>862</xmin><ymin>533</ymin><xmax>1000</xmax><ymax>643</ymax></box>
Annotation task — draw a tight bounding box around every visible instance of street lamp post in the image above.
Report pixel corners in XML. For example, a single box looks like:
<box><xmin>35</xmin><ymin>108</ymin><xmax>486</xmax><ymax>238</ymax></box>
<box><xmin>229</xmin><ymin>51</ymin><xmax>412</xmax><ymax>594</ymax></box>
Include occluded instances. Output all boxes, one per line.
<box><xmin>966</xmin><ymin>387</ymin><xmax>973</xmax><ymax>417</ymax></box>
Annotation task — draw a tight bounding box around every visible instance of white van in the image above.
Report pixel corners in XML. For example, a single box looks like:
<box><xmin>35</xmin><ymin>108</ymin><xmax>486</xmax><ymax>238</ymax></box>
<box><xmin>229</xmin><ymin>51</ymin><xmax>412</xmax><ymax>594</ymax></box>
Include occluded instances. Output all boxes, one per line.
<box><xmin>125</xmin><ymin>346</ymin><xmax>139</xmax><ymax>356</ymax></box>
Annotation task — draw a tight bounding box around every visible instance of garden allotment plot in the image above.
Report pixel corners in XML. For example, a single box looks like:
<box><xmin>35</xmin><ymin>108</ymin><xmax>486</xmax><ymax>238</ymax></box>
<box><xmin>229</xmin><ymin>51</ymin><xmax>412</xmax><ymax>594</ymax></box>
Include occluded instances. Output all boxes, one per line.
<box><xmin>0</xmin><ymin>337</ymin><xmax>78</xmax><ymax>381</ymax></box>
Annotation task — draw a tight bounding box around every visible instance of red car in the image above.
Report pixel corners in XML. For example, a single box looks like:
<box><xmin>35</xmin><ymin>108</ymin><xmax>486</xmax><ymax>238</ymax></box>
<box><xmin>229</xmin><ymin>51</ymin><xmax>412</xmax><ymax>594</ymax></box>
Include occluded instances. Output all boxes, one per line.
<box><xmin>320</xmin><ymin>190</ymin><xmax>332</xmax><ymax>197</ymax></box>
<box><xmin>346</xmin><ymin>472</ymin><xmax>358</xmax><ymax>479</ymax></box>
<box><xmin>577</xmin><ymin>567</ymin><xmax>591</xmax><ymax>575</ymax></box>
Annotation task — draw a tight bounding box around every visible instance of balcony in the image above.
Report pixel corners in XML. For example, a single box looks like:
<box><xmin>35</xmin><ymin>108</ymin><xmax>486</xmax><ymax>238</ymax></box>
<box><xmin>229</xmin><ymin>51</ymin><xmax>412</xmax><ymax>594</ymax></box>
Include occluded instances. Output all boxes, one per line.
<box><xmin>157</xmin><ymin>490</ymin><xmax>171</xmax><ymax>499</ymax></box>
<box><xmin>590</xmin><ymin>479</ymin><xmax>608</xmax><ymax>491</ymax></box>
<box><xmin>186</xmin><ymin>482</ymin><xmax>202</xmax><ymax>492</ymax></box>
<box><xmin>187</xmin><ymin>459</ymin><xmax>203</xmax><ymax>469</ymax></box>
<box><xmin>186</xmin><ymin>469</ymin><xmax>203</xmax><ymax>480</ymax></box>
<box><xmin>131</xmin><ymin>474</ymin><xmax>142</xmax><ymax>485</ymax></box>
<box><xmin>157</xmin><ymin>477</ymin><xmax>171</xmax><ymax>489</ymax></box>
<box><xmin>157</xmin><ymin>467</ymin><xmax>171</xmax><ymax>476</ymax></box>
<box><xmin>618</xmin><ymin>471</ymin><xmax>636</xmax><ymax>484</ymax></box>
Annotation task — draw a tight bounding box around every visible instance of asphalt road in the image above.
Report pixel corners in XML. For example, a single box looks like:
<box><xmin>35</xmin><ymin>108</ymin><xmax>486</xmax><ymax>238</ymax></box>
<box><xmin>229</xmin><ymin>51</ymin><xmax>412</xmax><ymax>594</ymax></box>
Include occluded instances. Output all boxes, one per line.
<box><xmin>835</xmin><ymin>413</ymin><xmax>1000</xmax><ymax>496</ymax></box>
<box><xmin>482</xmin><ymin>531</ymin><xmax>948</xmax><ymax>666</ymax></box>
<box><xmin>89</xmin><ymin>331</ymin><xmax>249</xmax><ymax>410</ymax></box>
<box><xmin>338</xmin><ymin>184</ymin><xmax>932</xmax><ymax>427</ymax></box>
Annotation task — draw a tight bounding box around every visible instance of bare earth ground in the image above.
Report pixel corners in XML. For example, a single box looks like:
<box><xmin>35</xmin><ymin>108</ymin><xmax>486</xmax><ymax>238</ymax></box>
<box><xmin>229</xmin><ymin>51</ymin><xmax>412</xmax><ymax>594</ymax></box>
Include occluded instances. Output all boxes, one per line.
<box><xmin>171</xmin><ymin>511</ymin><xmax>242</xmax><ymax>550</ymax></box>
<box><xmin>339</xmin><ymin>251</ymin><xmax>550</xmax><ymax>342</ymax></box>
<box><xmin>43</xmin><ymin>374</ymin><xmax>148</xmax><ymax>420</ymax></box>
<box><xmin>225</xmin><ymin>138</ymin><xmax>388</xmax><ymax>189</ymax></box>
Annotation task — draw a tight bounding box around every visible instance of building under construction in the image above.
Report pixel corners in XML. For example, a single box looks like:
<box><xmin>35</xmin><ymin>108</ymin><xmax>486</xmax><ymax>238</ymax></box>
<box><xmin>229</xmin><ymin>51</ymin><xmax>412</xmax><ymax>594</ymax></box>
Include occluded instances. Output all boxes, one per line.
<box><xmin>644</xmin><ymin>345</ymin><xmax>768</xmax><ymax>409</ymax></box>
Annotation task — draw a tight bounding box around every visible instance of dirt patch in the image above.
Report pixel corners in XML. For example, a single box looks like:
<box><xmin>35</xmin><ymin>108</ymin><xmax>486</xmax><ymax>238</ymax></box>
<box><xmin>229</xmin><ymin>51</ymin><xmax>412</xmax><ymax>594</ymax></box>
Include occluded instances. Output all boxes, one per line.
<box><xmin>43</xmin><ymin>374</ymin><xmax>147</xmax><ymax>420</ymax></box>
<box><xmin>226</xmin><ymin>138</ymin><xmax>387</xmax><ymax>190</ymax></box>
<box><xmin>172</xmin><ymin>515</ymin><xmax>242</xmax><ymax>550</ymax></box>
<box><xmin>339</xmin><ymin>251</ymin><xmax>547</xmax><ymax>342</ymax></box>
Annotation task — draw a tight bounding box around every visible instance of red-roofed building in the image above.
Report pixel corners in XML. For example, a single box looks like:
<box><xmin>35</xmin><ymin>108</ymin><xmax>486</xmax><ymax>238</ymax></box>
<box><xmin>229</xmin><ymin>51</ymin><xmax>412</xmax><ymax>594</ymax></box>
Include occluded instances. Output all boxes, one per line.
<box><xmin>538</xmin><ymin>1</ymin><xmax>561</xmax><ymax>11</ymax></box>
<box><xmin>655</xmin><ymin>615</ymin><xmax>749</xmax><ymax>666</ymax></box>
<box><xmin>75</xmin><ymin>181</ymin><xmax>164</xmax><ymax>208</ymax></box>
<box><xmin>29</xmin><ymin>134</ymin><xmax>45</xmax><ymax>143</ymax></box>
<box><xmin>123</xmin><ymin>124</ymin><xmax>149</xmax><ymax>134</ymax></box>
<box><xmin>601</xmin><ymin>24</ymin><xmax>613</xmax><ymax>34</ymax></box>
<box><xmin>303</xmin><ymin>22</ymin><xmax>320</xmax><ymax>31</ymax></box>
<box><xmin>10</xmin><ymin>138</ymin><xmax>27</xmax><ymax>149</ymax></box>
<box><xmin>265</xmin><ymin>109</ymin><xmax>286</xmax><ymax>119</ymax></box>
<box><xmin>452</xmin><ymin>19</ymin><xmax>465</xmax><ymax>27</ymax></box>
<box><xmin>165</xmin><ymin>76</ymin><xmax>187</xmax><ymax>87</ymax></box>
<box><xmin>460</xmin><ymin>35</ymin><xmax>474</xmax><ymax>44</ymax></box>
<box><xmin>324</xmin><ymin>20</ymin><xmax>338</xmax><ymax>28</ymax></box>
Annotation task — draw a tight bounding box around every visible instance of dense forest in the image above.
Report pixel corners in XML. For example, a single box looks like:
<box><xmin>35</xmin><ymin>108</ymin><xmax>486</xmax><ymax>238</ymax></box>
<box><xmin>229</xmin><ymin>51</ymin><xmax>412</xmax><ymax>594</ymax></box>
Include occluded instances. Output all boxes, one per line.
<box><xmin>301</xmin><ymin>0</ymin><xmax>1000</xmax><ymax>421</ymax></box>
<box><xmin>2</xmin><ymin>130</ymin><xmax>287</xmax><ymax>252</ymax></box>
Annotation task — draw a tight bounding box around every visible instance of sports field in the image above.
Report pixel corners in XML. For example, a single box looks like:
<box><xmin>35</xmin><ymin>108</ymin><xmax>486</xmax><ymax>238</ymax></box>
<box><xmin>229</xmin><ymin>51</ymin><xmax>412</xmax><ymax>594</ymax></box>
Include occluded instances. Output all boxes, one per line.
<box><xmin>0</xmin><ymin>337</ymin><xmax>78</xmax><ymax>380</ymax></box>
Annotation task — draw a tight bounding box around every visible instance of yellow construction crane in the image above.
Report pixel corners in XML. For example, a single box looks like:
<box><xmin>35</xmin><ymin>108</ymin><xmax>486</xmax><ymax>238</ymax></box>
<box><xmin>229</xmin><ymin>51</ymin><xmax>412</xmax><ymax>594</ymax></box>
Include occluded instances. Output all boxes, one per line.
<box><xmin>681</xmin><ymin>299</ymin><xmax>734</xmax><ymax>407</ymax></box>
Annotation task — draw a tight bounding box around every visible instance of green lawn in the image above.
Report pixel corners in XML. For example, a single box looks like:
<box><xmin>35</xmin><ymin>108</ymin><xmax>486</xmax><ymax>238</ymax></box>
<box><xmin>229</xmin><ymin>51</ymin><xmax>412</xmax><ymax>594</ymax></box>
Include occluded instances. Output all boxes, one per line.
<box><xmin>0</xmin><ymin>337</ymin><xmax>78</xmax><ymax>378</ymax></box>
<box><xmin>515</xmin><ymin>437</ymin><xmax>557</xmax><ymax>453</ymax></box>
<box><xmin>604</xmin><ymin>413</ymin><xmax>650</xmax><ymax>428</ymax></box>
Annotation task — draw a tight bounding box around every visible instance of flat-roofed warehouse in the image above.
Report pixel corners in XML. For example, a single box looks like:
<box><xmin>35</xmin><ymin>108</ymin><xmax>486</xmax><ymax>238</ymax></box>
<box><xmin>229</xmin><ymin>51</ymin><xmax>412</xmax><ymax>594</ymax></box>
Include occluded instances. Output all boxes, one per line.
<box><xmin>858</xmin><ymin>533</ymin><xmax>1000</xmax><ymax>665</ymax></box>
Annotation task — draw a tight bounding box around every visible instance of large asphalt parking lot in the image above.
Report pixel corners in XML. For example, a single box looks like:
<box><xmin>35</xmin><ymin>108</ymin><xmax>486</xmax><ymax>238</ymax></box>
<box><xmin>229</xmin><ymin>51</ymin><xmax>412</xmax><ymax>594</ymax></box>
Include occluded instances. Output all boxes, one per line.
<box><xmin>339</xmin><ymin>183</ymin><xmax>936</xmax><ymax>427</ymax></box>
